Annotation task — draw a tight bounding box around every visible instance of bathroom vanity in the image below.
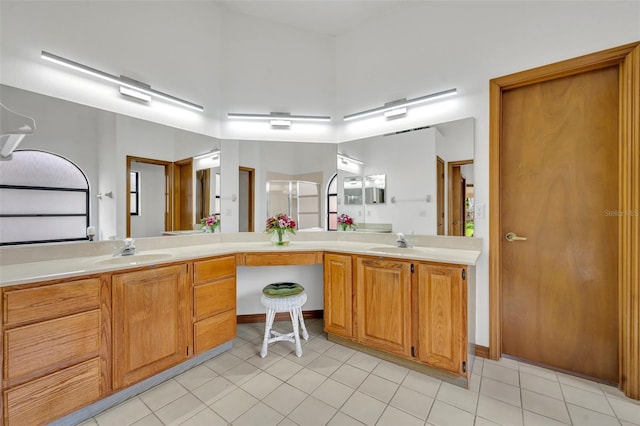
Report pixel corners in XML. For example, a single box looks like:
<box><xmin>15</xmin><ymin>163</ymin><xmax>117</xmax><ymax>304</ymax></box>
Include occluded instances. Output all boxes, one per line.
<box><xmin>0</xmin><ymin>232</ymin><xmax>480</xmax><ymax>425</ymax></box>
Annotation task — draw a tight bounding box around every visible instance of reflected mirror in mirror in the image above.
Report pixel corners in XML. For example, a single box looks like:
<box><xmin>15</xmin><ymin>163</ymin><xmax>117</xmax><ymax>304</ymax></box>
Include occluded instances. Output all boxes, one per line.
<box><xmin>343</xmin><ymin>176</ymin><xmax>363</xmax><ymax>205</ymax></box>
<box><xmin>365</xmin><ymin>174</ymin><xmax>385</xmax><ymax>204</ymax></box>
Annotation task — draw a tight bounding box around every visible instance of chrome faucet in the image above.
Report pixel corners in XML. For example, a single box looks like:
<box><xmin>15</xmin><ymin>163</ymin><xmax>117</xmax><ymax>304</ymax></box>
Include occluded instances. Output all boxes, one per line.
<box><xmin>115</xmin><ymin>238</ymin><xmax>136</xmax><ymax>256</ymax></box>
<box><xmin>396</xmin><ymin>233</ymin><xmax>410</xmax><ymax>248</ymax></box>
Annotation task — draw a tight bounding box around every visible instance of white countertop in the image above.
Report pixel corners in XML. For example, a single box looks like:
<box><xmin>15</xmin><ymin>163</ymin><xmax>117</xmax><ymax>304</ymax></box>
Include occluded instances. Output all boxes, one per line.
<box><xmin>0</xmin><ymin>233</ymin><xmax>482</xmax><ymax>287</ymax></box>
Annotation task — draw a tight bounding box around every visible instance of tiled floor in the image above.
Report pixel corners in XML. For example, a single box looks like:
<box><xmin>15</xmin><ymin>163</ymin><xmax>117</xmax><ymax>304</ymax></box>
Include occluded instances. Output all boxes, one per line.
<box><xmin>82</xmin><ymin>319</ymin><xmax>640</xmax><ymax>426</ymax></box>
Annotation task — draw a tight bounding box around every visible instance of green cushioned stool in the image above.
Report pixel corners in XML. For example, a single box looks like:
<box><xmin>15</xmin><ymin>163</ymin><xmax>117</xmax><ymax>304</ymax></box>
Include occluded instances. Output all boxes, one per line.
<box><xmin>260</xmin><ymin>282</ymin><xmax>309</xmax><ymax>358</ymax></box>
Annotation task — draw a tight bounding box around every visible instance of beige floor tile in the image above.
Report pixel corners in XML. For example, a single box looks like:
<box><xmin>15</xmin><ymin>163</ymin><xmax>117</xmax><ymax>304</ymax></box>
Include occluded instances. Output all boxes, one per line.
<box><xmin>436</xmin><ymin>381</ymin><xmax>478</xmax><ymax>414</ymax></box>
<box><xmin>340</xmin><ymin>391</ymin><xmax>387</xmax><ymax>425</ymax></box>
<box><xmin>277</xmin><ymin>417</ymin><xmax>300</xmax><ymax>426</ymax></box>
<box><xmin>521</xmin><ymin>389</ymin><xmax>570</xmax><ymax>424</ymax></box>
<box><xmin>561</xmin><ymin>383</ymin><xmax>615</xmax><ymax>416</ymax></box>
<box><xmin>346</xmin><ymin>351</ymin><xmax>381</xmax><ymax>372</ymax></box>
<box><xmin>474</xmin><ymin>416</ymin><xmax>501</xmax><ymax>426</ymax></box>
<box><xmin>210</xmin><ymin>388</ymin><xmax>259</xmax><ymax>423</ymax></box>
<box><xmin>427</xmin><ymin>400</ymin><xmax>475</xmax><ymax>426</ymax></box>
<box><xmin>306</xmin><ymin>353</ymin><xmax>344</xmax><ymax>377</ymax></box>
<box><xmin>330</xmin><ymin>363</ymin><xmax>369</xmax><ymax>389</ymax></box>
<box><xmin>246</xmin><ymin>352</ymin><xmax>284</xmax><ymax>370</ymax></box>
<box><xmin>288</xmin><ymin>396</ymin><xmax>338</xmax><ymax>426</ymax></box>
<box><xmin>139</xmin><ymin>379</ymin><xmax>188</xmax><ymax>411</ymax></box>
<box><xmin>174</xmin><ymin>364</ymin><xmax>218</xmax><ymax>391</ymax></box>
<box><xmin>472</xmin><ymin>358</ymin><xmax>484</xmax><ymax>375</ymax></box>
<box><xmin>154</xmin><ymin>393</ymin><xmax>208</xmax><ymax>426</ymax></box>
<box><xmin>608</xmin><ymin>396</ymin><xmax>640</xmax><ymax>424</ymax></box>
<box><xmin>480</xmin><ymin>376</ymin><xmax>522</xmax><ymax>407</ymax></box>
<box><xmin>266</xmin><ymin>357</ymin><xmax>304</xmax><ymax>381</ymax></box>
<box><xmin>285</xmin><ymin>347</ymin><xmax>322</xmax><ymax>366</ymax></box>
<box><xmin>221</xmin><ymin>360</ymin><xmax>261</xmax><ymax>386</ymax></box>
<box><xmin>566</xmin><ymin>403</ymin><xmax>620</xmax><ymax>426</ymax></box>
<box><xmin>482</xmin><ymin>363</ymin><xmax>520</xmax><ymax>387</ymax></box>
<box><xmin>401</xmin><ymin>370</ymin><xmax>441</xmax><ymax>398</ymax></box>
<box><xmin>231</xmin><ymin>341</ymin><xmax>261</xmax><ymax>360</ymax></box>
<box><xmin>73</xmin><ymin>407</ymin><xmax>114</xmax><ymax>426</ymax></box>
<box><xmin>179</xmin><ymin>407</ymin><xmax>227</xmax><ymax>425</ymax></box>
<box><xmin>326</xmin><ymin>411</ymin><xmax>365</xmax><ymax>426</ymax></box>
<box><xmin>522</xmin><ymin>410</ymin><xmax>569</xmax><ymax>426</ymax></box>
<box><xmin>476</xmin><ymin>395</ymin><xmax>524</xmax><ymax>426</ymax></box>
<box><xmin>204</xmin><ymin>352</ymin><xmax>245</xmax><ymax>374</ymax></box>
<box><xmin>323</xmin><ymin>343</ymin><xmax>357</xmax><ymax>362</ymax></box>
<box><xmin>518</xmin><ymin>363</ymin><xmax>558</xmax><ymax>382</ymax></box>
<box><xmin>304</xmin><ymin>336</ymin><xmax>335</xmax><ymax>353</ymax></box>
<box><xmin>469</xmin><ymin>373</ymin><xmax>481</xmax><ymax>393</ymax></box>
<box><xmin>357</xmin><ymin>373</ymin><xmax>399</xmax><ymax>403</ymax></box>
<box><xmin>263</xmin><ymin>382</ymin><xmax>309</xmax><ymax>416</ymax></box>
<box><xmin>287</xmin><ymin>367</ymin><xmax>327</xmax><ymax>394</ymax></box>
<box><xmin>233</xmin><ymin>401</ymin><xmax>284</xmax><ymax>426</ymax></box>
<box><xmin>390</xmin><ymin>386</ymin><xmax>435</xmax><ymax>420</ymax></box>
<box><xmin>486</xmin><ymin>357</ymin><xmax>519</xmax><ymax>371</ymax></box>
<box><xmin>241</xmin><ymin>371</ymin><xmax>284</xmax><ymax>399</ymax></box>
<box><xmin>376</xmin><ymin>405</ymin><xmax>424</xmax><ymax>426</ymax></box>
<box><xmin>519</xmin><ymin>371</ymin><xmax>563</xmax><ymax>401</ymax></box>
<box><xmin>557</xmin><ymin>372</ymin><xmax>604</xmax><ymax>394</ymax></box>
<box><xmin>311</xmin><ymin>377</ymin><xmax>355</xmax><ymax>408</ymax></box>
<box><xmin>371</xmin><ymin>360</ymin><xmax>409</xmax><ymax>384</ymax></box>
<box><xmin>191</xmin><ymin>375</ymin><xmax>236</xmax><ymax>405</ymax></box>
<box><xmin>131</xmin><ymin>414</ymin><xmax>164</xmax><ymax>426</ymax></box>
<box><xmin>621</xmin><ymin>422</ymin><xmax>640</xmax><ymax>426</ymax></box>
<box><xmin>78</xmin><ymin>419</ymin><xmax>99</xmax><ymax>426</ymax></box>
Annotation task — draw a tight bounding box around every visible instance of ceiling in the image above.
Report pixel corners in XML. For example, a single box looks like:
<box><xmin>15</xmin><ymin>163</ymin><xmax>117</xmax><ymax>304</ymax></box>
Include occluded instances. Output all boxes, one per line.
<box><xmin>217</xmin><ymin>0</ymin><xmax>410</xmax><ymax>36</ymax></box>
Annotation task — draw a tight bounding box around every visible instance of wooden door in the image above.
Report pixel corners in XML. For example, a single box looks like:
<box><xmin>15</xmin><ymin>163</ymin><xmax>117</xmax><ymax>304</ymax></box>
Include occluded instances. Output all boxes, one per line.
<box><xmin>239</xmin><ymin>167</ymin><xmax>255</xmax><ymax>232</ymax></box>
<box><xmin>112</xmin><ymin>265</ymin><xmax>189</xmax><ymax>389</ymax></box>
<box><xmin>323</xmin><ymin>253</ymin><xmax>353</xmax><ymax>338</ymax></box>
<box><xmin>500</xmin><ymin>66</ymin><xmax>619</xmax><ymax>382</ymax></box>
<box><xmin>448</xmin><ymin>163</ymin><xmax>467</xmax><ymax>236</ymax></box>
<box><xmin>415</xmin><ymin>263</ymin><xmax>467</xmax><ymax>375</ymax></box>
<box><xmin>174</xmin><ymin>159</ymin><xmax>193</xmax><ymax>231</ymax></box>
<box><xmin>355</xmin><ymin>257</ymin><xmax>411</xmax><ymax>356</ymax></box>
<box><xmin>436</xmin><ymin>157</ymin><xmax>445</xmax><ymax>235</ymax></box>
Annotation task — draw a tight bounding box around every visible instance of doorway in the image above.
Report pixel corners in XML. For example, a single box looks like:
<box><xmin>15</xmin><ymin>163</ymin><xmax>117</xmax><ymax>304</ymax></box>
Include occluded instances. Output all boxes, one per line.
<box><xmin>448</xmin><ymin>160</ymin><xmax>473</xmax><ymax>237</ymax></box>
<box><xmin>489</xmin><ymin>42</ymin><xmax>640</xmax><ymax>396</ymax></box>
<box><xmin>239</xmin><ymin>167</ymin><xmax>255</xmax><ymax>232</ymax></box>
<box><xmin>436</xmin><ymin>157</ymin><xmax>444</xmax><ymax>235</ymax></box>
<box><xmin>126</xmin><ymin>156</ymin><xmax>172</xmax><ymax>238</ymax></box>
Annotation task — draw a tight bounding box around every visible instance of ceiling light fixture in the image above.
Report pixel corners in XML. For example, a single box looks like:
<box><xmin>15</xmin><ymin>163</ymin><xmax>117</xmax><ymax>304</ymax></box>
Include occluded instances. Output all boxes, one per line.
<box><xmin>41</xmin><ymin>51</ymin><xmax>204</xmax><ymax>112</ymax></box>
<box><xmin>228</xmin><ymin>112</ymin><xmax>331</xmax><ymax>124</ymax></box>
<box><xmin>119</xmin><ymin>86</ymin><xmax>151</xmax><ymax>102</ymax></box>
<box><xmin>343</xmin><ymin>88</ymin><xmax>457</xmax><ymax>121</ymax></box>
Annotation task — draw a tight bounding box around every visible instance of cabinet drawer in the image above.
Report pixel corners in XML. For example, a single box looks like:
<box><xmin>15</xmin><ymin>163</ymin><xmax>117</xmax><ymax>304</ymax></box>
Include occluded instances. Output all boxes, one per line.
<box><xmin>4</xmin><ymin>358</ymin><xmax>101</xmax><ymax>426</ymax></box>
<box><xmin>194</xmin><ymin>277</ymin><xmax>236</xmax><ymax>321</ymax></box>
<box><xmin>194</xmin><ymin>256</ymin><xmax>236</xmax><ymax>284</ymax></box>
<box><xmin>242</xmin><ymin>251</ymin><xmax>322</xmax><ymax>266</ymax></box>
<box><xmin>194</xmin><ymin>309</ymin><xmax>236</xmax><ymax>355</ymax></box>
<box><xmin>3</xmin><ymin>278</ymin><xmax>100</xmax><ymax>326</ymax></box>
<box><xmin>5</xmin><ymin>310</ymin><xmax>100</xmax><ymax>381</ymax></box>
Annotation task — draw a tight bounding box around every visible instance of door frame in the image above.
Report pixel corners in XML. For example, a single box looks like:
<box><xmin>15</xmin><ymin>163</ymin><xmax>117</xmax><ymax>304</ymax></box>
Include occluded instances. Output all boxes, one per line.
<box><xmin>489</xmin><ymin>42</ymin><xmax>640</xmax><ymax>398</ymax></box>
<box><xmin>448</xmin><ymin>160</ymin><xmax>473</xmax><ymax>236</ymax></box>
<box><xmin>239</xmin><ymin>166</ymin><xmax>255</xmax><ymax>232</ymax></box>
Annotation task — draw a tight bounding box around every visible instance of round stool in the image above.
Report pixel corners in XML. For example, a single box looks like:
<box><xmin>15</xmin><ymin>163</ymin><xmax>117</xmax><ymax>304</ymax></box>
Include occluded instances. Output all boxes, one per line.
<box><xmin>260</xmin><ymin>282</ymin><xmax>309</xmax><ymax>358</ymax></box>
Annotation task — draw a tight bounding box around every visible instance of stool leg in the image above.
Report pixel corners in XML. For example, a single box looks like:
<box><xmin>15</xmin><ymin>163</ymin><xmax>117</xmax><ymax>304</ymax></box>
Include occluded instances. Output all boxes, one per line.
<box><xmin>261</xmin><ymin>308</ymin><xmax>276</xmax><ymax>358</ymax></box>
<box><xmin>298</xmin><ymin>307</ymin><xmax>309</xmax><ymax>340</ymax></box>
<box><xmin>290</xmin><ymin>309</ymin><xmax>303</xmax><ymax>357</ymax></box>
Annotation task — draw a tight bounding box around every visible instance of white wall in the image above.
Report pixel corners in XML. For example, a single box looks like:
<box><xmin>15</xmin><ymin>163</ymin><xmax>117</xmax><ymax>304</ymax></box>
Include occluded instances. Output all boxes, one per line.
<box><xmin>130</xmin><ymin>162</ymin><xmax>165</xmax><ymax>238</ymax></box>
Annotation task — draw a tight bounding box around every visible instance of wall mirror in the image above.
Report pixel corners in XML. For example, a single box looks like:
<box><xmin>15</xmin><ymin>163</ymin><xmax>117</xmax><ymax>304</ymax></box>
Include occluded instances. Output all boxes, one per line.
<box><xmin>364</xmin><ymin>174</ymin><xmax>385</xmax><ymax>204</ymax></box>
<box><xmin>343</xmin><ymin>176</ymin><xmax>363</xmax><ymax>205</ymax></box>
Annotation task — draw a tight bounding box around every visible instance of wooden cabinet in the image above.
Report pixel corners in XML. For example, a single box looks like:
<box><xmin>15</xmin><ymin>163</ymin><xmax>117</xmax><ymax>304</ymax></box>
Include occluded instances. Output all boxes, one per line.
<box><xmin>323</xmin><ymin>253</ymin><xmax>353</xmax><ymax>338</ymax></box>
<box><xmin>2</xmin><ymin>277</ymin><xmax>107</xmax><ymax>426</ymax></box>
<box><xmin>354</xmin><ymin>257</ymin><xmax>412</xmax><ymax>357</ymax></box>
<box><xmin>415</xmin><ymin>263</ymin><xmax>467</xmax><ymax>374</ymax></box>
<box><xmin>192</xmin><ymin>256</ymin><xmax>237</xmax><ymax>354</ymax></box>
<box><xmin>112</xmin><ymin>265</ymin><xmax>190</xmax><ymax>390</ymax></box>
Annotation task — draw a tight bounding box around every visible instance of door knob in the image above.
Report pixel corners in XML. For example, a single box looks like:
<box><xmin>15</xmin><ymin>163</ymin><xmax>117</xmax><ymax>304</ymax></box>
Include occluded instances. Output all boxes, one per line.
<box><xmin>505</xmin><ymin>232</ymin><xmax>527</xmax><ymax>242</ymax></box>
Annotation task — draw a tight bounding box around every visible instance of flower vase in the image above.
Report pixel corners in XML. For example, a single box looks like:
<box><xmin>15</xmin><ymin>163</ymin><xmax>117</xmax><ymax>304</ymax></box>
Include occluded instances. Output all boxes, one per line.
<box><xmin>271</xmin><ymin>230</ymin><xmax>290</xmax><ymax>246</ymax></box>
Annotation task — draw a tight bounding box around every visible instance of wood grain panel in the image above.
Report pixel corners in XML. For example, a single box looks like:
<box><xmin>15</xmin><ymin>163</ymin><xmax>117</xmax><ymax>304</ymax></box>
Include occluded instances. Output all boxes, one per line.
<box><xmin>193</xmin><ymin>256</ymin><xmax>236</xmax><ymax>284</ymax></box>
<box><xmin>3</xmin><ymin>278</ymin><xmax>100</xmax><ymax>326</ymax></box>
<box><xmin>243</xmin><ymin>251</ymin><xmax>322</xmax><ymax>266</ymax></box>
<box><xmin>355</xmin><ymin>257</ymin><xmax>411</xmax><ymax>356</ymax></box>
<box><xmin>4</xmin><ymin>310</ymin><xmax>100</xmax><ymax>382</ymax></box>
<box><xmin>4</xmin><ymin>358</ymin><xmax>100</xmax><ymax>426</ymax></box>
<box><xmin>194</xmin><ymin>309</ymin><xmax>236</xmax><ymax>355</ymax></box>
<box><xmin>323</xmin><ymin>253</ymin><xmax>353</xmax><ymax>338</ymax></box>
<box><xmin>194</xmin><ymin>277</ymin><xmax>236</xmax><ymax>321</ymax></box>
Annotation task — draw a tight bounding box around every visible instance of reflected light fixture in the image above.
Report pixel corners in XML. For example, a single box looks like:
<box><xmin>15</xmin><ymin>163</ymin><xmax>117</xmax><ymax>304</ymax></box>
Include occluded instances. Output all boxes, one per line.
<box><xmin>194</xmin><ymin>149</ymin><xmax>220</xmax><ymax>161</ymax></box>
<box><xmin>41</xmin><ymin>51</ymin><xmax>204</xmax><ymax>112</ymax></box>
<box><xmin>337</xmin><ymin>153</ymin><xmax>363</xmax><ymax>165</ymax></box>
<box><xmin>344</xmin><ymin>88</ymin><xmax>457</xmax><ymax>121</ymax></box>
<box><xmin>228</xmin><ymin>112</ymin><xmax>331</xmax><ymax>128</ymax></box>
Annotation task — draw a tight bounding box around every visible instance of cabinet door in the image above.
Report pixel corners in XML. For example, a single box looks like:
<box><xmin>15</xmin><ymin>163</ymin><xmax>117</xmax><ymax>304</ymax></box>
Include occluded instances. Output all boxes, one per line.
<box><xmin>355</xmin><ymin>257</ymin><xmax>411</xmax><ymax>356</ymax></box>
<box><xmin>323</xmin><ymin>253</ymin><xmax>353</xmax><ymax>338</ymax></box>
<box><xmin>415</xmin><ymin>263</ymin><xmax>466</xmax><ymax>374</ymax></box>
<box><xmin>112</xmin><ymin>265</ymin><xmax>189</xmax><ymax>389</ymax></box>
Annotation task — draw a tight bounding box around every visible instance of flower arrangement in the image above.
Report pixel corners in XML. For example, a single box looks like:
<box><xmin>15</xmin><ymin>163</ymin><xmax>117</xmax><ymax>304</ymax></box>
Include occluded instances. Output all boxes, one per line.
<box><xmin>337</xmin><ymin>213</ymin><xmax>356</xmax><ymax>231</ymax></box>
<box><xmin>200</xmin><ymin>215</ymin><xmax>220</xmax><ymax>233</ymax></box>
<box><xmin>265</xmin><ymin>213</ymin><xmax>296</xmax><ymax>245</ymax></box>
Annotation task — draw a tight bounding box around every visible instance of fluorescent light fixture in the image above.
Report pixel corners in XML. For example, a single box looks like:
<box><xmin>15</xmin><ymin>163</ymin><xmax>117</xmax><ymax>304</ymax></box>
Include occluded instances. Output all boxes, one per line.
<box><xmin>41</xmin><ymin>51</ymin><xmax>204</xmax><ymax>112</ymax></box>
<box><xmin>194</xmin><ymin>149</ymin><xmax>220</xmax><ymax>161</ymax></box>
<box><xmin>337</xmin><ymin>153</ymin><xmax>363</xmax><ymax>165</ymax></box>
<box><xmin>119</xmin><ymin>86</ymin><xmax>151</xmax><ymax>102</ymax></box>
<box><xmin>270</xmin><ymin>119</ymin><xmax>292</xmax><ymax>127</ymax></box>
<box><xmin>344</xmin><ymin>88</ymin><xmax>457</xmax><ymax>121</ymax></box>
<box><xmin>384</xmin><ymin>106</ymin><xmax>407</xmax><ymax>119</ymax></box>
<box><xmin>228</xmin><ymin>112</ymin><xmax>331</xmax><ymax>123</ymax></box>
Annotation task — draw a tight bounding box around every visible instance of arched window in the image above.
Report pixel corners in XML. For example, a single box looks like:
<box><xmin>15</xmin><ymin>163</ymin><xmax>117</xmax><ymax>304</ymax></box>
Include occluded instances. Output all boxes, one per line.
<box><xmin>327</xmin><ymin>173</ymin><xmax>338</xmax><ymax>231</ymax></box>
<box><xmin>0</xmin><ymin>150</ymin><xmax>90</xmax><ymax>245</ymax></box>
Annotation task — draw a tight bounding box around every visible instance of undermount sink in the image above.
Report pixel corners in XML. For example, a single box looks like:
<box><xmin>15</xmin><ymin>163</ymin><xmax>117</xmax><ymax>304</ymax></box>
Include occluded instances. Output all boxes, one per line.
<box><xmin>368</xmin><ymin>246</ymin><xmax>435</xmax><ymax>256</ymax></box>
<box><xmin>93</xmin><ymin>253</ymin><xmax>173</xmax><ymax>266</ymax></box>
